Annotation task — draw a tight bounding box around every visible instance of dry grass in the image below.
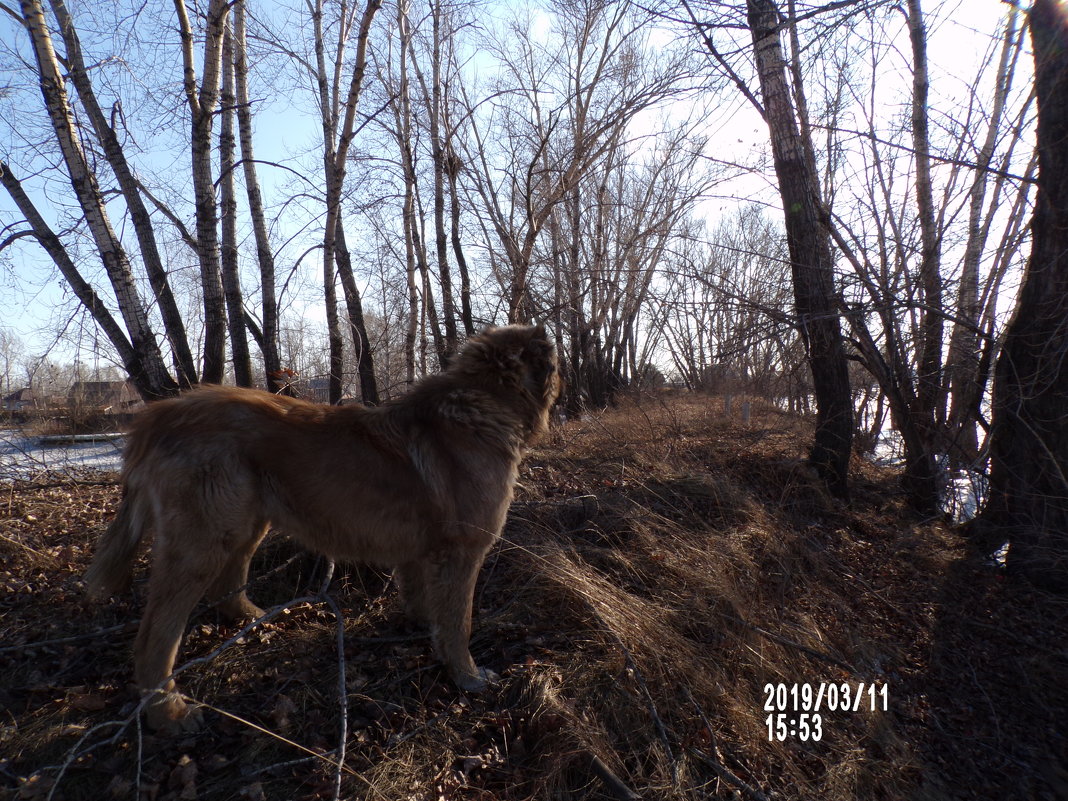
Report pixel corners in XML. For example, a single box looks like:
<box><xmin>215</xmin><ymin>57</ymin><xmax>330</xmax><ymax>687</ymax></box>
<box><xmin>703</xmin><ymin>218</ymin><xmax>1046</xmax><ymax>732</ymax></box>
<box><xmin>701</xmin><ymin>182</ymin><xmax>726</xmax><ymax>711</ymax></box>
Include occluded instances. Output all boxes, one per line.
<box><xmin>1</xmin><ymin>393</ymin><xmax>1065</xmax><ymax>801</ymax></box>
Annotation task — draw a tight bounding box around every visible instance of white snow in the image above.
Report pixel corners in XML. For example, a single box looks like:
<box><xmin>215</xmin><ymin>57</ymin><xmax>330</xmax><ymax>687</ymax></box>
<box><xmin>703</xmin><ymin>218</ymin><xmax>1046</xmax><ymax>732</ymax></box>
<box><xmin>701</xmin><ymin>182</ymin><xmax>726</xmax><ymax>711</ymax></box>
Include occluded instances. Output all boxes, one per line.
<box><xmin>0</xmin><ymin>428</ymin><xmax>124</xmax><ymax>480</ymax></box>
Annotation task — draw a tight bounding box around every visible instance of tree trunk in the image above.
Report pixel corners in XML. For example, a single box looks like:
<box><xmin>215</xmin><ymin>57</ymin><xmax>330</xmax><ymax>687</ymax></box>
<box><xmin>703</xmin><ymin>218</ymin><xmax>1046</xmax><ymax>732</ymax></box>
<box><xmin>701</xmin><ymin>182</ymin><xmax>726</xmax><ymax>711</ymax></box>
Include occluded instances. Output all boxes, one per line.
<box><xmin>219</xmin><ymin>24</ymin><xmax>252</xmax><ymax>387</ymax></box>
<box><xmin>18</xmin><ymin>0</ymin><xmax>177</xmax><ymax>400</ymax></box>
<box><xmin>234</xmin><ymin>0</ymin><xmax>283</xmax><ymax>392</ymax></box>
<box><xmin>906</xmin><ymin>0</ymin><xmax>944</xmax><ymax>432</ymax></box>
<box><xmin>973</xmin><ymin>0</ymin><xmax>1068</xmax><ymax>591</ymax></box>
<box><xmin>945</xmin><ymin>9</ymin><xmax>1024</xmax><ymax>466</ymax></box>
<box><xmin>747</xmin><ymin>0</ymin><xmax>853</xmax><ymax>499</ymax></box>
<box><xmin>313</xmin><ymin>0</ymin><xmax>380</xmax><ymax>403</ymax></box>
<box><xmin>901</xmin><ymin>0</ymin><xmax>945</xmax><ymax>509</ymax></box>
<box><xmin>445</xmin><ymin>144</ymin><xmax>474</xmax><ymax>336</ymax></box>
<box><xmin>176</xmin><ymin>0</ymin><xmax>229</xmax><ymax>384</ymax></box>
<box><xmin>336</xmin><ymin>221</ymin><xmax>380</xmax><ymax>404</ymax></box>
<box><xmin>395</xmin><ymin>0</ymin><xmax>419</xmax><ymax>384</ymax></box>
<box><xmin>0</xmin><ymin>161</ymin><xmax>157</xmax><ymax>397</ymax></box>
<box><xmin>427</xmin><ymin>0</ymin><xmax>458</xmax><ymax>360</ymax></box>
<box><xmin>48</xmin><ymin>0</ymin><xmax>197</xmax><ymax>388</ymax></box>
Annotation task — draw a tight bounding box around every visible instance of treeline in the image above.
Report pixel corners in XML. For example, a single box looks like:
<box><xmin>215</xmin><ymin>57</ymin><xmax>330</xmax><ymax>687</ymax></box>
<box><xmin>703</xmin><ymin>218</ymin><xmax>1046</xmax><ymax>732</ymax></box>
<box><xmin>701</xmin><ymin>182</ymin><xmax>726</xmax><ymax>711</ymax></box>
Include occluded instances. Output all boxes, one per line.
<box><xmin>2</xmin><ymin>1</ymin><xmax>1065</xmax><ymax>582</ymax></box>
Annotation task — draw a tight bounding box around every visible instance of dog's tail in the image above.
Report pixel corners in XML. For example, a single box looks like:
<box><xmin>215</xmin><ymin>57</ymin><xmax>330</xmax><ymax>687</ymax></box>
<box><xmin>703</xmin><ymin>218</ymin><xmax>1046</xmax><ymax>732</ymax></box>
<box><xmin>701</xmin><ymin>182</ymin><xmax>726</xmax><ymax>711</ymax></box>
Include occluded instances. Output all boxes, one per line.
<box><xmin>84</xmin><ymin>486</ymin><xmax>150</xmax><ymax>599</ymax></box>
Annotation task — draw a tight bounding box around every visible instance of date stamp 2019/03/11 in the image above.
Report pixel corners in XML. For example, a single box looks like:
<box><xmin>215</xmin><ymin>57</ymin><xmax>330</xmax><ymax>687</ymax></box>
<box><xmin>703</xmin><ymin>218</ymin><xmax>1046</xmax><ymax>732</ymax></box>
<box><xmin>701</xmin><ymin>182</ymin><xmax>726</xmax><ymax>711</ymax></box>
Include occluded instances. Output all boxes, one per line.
<box><xmin>763</xmin><ymin>682</ymin><xmax>889</xmax><ymax>741</ymax></box>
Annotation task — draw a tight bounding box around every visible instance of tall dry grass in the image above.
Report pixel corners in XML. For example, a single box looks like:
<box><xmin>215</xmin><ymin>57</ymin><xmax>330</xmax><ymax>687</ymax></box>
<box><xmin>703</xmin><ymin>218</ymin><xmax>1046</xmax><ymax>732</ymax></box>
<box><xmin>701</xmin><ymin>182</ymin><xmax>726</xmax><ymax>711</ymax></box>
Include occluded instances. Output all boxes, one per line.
<box><xmin>6</xmin><ymin>392</ymin><xmax>1021</xmax><ymax>801</ymax></box>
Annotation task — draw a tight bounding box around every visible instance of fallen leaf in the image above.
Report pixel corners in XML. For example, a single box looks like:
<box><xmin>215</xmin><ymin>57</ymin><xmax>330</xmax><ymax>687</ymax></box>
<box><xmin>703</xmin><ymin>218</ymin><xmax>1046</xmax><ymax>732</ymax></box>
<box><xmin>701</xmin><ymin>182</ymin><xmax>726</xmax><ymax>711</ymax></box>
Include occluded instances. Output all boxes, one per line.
<box><xmin>70</xmin><ymin>692</ymin><xmax>107</xmax><ymax>711</ymax></box>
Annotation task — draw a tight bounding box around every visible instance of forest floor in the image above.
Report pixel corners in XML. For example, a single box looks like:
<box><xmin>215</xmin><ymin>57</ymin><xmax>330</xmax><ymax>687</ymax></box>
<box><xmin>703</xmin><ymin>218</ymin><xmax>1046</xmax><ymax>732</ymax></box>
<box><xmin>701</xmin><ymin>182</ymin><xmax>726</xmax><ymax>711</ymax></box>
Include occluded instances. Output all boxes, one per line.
<box><xmin>1</xmin><ymin>394</ymin><xmax>1065</xmax><ymax>801</ymax></box>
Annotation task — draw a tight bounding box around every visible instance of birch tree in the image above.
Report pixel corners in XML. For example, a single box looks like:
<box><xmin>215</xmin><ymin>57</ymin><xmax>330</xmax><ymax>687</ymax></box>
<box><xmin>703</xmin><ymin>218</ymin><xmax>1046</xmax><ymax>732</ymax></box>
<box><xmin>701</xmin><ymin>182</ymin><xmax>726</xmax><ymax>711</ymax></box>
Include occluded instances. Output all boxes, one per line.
<box><xmin>219</xmin><ymin>22</ymin><xmax>253</xmax><ymax>387</ymax></box>
<box><xmin>233</xmin><ymin>0</ymin><xmax>284</xmax><ymax>393</ymax></box>
<box><xmin>47</xmin><ymin>0</ymin><xmax>197</xmax><ymax>388</ymax></box>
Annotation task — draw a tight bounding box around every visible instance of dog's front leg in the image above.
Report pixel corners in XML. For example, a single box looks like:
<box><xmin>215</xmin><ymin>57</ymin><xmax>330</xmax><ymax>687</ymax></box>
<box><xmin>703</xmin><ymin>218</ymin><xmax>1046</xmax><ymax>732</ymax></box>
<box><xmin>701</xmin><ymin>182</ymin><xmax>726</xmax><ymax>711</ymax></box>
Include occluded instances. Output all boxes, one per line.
<box><xmin>425</xmin><ymin>545</ymin><xmax>498</xmax><ymax>692</ymax></box>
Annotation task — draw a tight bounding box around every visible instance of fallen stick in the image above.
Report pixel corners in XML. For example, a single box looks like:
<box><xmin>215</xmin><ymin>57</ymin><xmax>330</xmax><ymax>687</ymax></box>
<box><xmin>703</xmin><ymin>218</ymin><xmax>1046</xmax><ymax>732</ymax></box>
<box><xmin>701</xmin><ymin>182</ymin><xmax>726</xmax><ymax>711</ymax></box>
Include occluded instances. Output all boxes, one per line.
<box><xmin>588</xmin><ymin>752</ymin><xmax>642</xmax><ymax>801</ymax></box>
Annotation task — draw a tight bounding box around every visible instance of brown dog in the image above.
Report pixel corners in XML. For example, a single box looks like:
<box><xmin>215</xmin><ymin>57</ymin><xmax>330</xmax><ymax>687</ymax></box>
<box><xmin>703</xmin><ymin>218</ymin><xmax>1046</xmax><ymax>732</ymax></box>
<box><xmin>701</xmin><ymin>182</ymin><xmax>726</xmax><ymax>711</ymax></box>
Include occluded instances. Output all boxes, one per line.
<box><xmin>85</xmin><ymin>325</ymin><xmax>560</xmax><ymax>731</ymax></box>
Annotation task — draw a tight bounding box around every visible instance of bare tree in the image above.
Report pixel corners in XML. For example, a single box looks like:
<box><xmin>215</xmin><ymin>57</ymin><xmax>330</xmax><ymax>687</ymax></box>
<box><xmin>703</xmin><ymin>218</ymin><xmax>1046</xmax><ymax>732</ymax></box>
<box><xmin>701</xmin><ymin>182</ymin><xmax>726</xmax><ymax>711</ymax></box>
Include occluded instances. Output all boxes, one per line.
<box><xmin>48</xmin><ymin>0</ymin><xmax>197</xmax><ymax>388</ymax></box>
<box><xmin>0</xmin><ymin>329</ymin><xmax>23</xmax><ymax>395</ymax></box>
<box><xmin>821</xmin><ymin>4</ymin><xmax>1035</xmax><ymax>509</ymax></box>
<box><xmin>461</xmin><ymin>1</ymin><xmax>693</xmax><ymax>326</ymax></box>
<box><xmin>550</xmin><ymin>124</ymin><xmax>711</xmax><ymax>409</ymax></box>
<box><xmin>5</xmin><ymin>0</ymin><xmax>178</xmax><ymax>400</ymax></box>
<box><xmin>219</xmin><ymin>21</ymin><xmax>253</xmax><ymax>387</ymax></box>
<box><xmin>410</xmin><ymin>0</ymin><xmax>460</xmax><ymax>360</ymax></box>
<box><xmin>973</xmin><ymin>0</ymin><xmax>1068</xmax><ymax>590</ymax></box>
<box><xmin>176</xmin><ymin>0</ymin><xmax>230</xmax><ymax>384</ymax></box>
<box><xmin>944</xmin><ymin>7</ymin><xmax>1031</xmax><ymax>464</ymax></box>
<box><xmin>656</xmin><ymin>206</ymin><xmax>802</xmax><ymax>407</ymax></box>
<box><xmin>745</xmin><ymin>0</ymin><xmax>854</xmax><ymax>499</ymax></box>
<box><xmin>310</xmin><ymin>0</ymin><xmax>382</xmax><ymax>403</ymax></box>
<box><xmin>684</xmin><ymin>0</ymin><xmax>1034</xmax><ymax>509</ymax></box>
<box><xmin>233</xmin><ymin>0</ymin><xmax>284</xmax><ymax>393</ymax></box>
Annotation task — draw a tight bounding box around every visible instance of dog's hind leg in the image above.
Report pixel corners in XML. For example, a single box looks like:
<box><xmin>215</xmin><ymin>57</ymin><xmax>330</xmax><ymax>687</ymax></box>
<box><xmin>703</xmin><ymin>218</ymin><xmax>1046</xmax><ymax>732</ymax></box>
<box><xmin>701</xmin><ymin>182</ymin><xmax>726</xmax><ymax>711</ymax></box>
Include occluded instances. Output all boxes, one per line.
<box><xmin>394</xmin><ymin>560</ymin><xmax>431</xmax><ymax>624</ymax></box>
<box><xmin>206</xmin><ymin>520</ymin><xmax>268</xmax><ymax>621</ymax></box>
<box><xmin>134</xmin><ymin>521</ymin><xmax>232</xmax><ymax>732</ymax></box>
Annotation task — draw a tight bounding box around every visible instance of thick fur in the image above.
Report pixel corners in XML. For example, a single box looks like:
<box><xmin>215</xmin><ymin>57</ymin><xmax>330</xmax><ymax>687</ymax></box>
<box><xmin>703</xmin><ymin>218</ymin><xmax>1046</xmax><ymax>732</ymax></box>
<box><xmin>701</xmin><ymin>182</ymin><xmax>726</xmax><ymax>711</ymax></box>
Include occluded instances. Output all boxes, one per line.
<box><xmin>85</xmin><ymin>325</ymin><xmax>560</xmax><ymax>731</ymax></box>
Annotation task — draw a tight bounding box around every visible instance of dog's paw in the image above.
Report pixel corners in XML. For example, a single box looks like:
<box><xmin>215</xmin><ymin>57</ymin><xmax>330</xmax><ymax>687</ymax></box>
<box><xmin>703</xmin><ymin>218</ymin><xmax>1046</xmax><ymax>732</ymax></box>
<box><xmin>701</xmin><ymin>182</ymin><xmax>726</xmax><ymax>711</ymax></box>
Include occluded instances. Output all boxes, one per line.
<box><xmin>455</xmin><ymin>666</ymin><xmax>500</xmax><ymax>693</ymax></box>
<box><xmin>216</xmin><ymin>594</ymin><xmax>265</xmax><ymax>623</ymax></box>
<box><xmin>145</xmin><ymin>693</ymin><xmax>204</xmax><ymax>734</ymax></box>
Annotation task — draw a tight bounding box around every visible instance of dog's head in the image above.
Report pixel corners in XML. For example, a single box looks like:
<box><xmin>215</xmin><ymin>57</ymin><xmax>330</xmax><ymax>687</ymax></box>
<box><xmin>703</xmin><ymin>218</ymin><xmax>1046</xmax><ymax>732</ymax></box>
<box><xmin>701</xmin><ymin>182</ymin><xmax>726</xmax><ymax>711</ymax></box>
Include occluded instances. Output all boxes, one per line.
<box><xmin>454</xmin><ymin>325</ymin><xmax>561</xmax><ymax>434</ymax></box>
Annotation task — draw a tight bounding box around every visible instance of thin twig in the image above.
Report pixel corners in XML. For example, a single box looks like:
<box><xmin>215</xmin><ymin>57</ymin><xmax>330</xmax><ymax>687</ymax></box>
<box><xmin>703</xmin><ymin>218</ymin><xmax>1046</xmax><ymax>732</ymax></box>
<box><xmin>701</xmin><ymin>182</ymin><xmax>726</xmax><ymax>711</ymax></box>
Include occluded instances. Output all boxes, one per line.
<box><xmin>167</xmin><ymin>596</ymin><xmax>321</xmax><ymax>684</ymax></box>
<box><xmin>685</xmin><ymin>687</ymin><xmax>769</xmax><ymax>801</ymax></box>
<box><xmin>387</xmin><ymin>713</ymin><xmax>447</xmax><ymax>747</ymax></box>
<box><xmin>317</xmin><ymin>561</ymin><xmax>349</xmax><ymax>801</ymax></box>
<box><xmin>717</xmin><ymin>612</ymin><xmax>857</xmax><ymax>674</ymax></box>
<box><xmin>196</xmin><ymin>702</ymin><xmax>361</xmax><ymax>778</ymax></box>
<box><xmin>690</xmin><ymin>748</ymin><xmax>771</xmax><ymax>801</ymax></box>
<box><xmin>0</xmin><ymin>531</ymin><xmax>52</xmax><ymax>560</ymax></box>
<box><xmin>620</xmin><ymin>643</ymin><xmax>677</xmax><ymax>785</ymax></box>
<box><xmin>0</xmin><ymin>623</ymin><xmax>131</xmax><ymax>654</ymax></box>
<box><xmin>42</xmin><ymin>593</ymin><xmax>355</xmax><ymax>801</ymax></box>
<box><xmin>44</xmin><ymin>719</ymin><xmax>126</xmax><ymax>801</ymax></box>
<box><xmin>240</xmin><ymin>751</ymin><xmax>329</xmax><ymax>779</ymax></box>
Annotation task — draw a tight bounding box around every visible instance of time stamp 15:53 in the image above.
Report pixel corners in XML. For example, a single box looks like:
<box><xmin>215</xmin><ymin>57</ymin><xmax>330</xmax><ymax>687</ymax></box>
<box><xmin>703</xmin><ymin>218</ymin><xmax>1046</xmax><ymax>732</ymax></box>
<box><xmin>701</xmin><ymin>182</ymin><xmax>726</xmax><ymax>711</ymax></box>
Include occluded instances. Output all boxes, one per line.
<box><xmin>764</xmin><ymin>682</ymin><xmax>889</xmax><ymax>741</ymax></box>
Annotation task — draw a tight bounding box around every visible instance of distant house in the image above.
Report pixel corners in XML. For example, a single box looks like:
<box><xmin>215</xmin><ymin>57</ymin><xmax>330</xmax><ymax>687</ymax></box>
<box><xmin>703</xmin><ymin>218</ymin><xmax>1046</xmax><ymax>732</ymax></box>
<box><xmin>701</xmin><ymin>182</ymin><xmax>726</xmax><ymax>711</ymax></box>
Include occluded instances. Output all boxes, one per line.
<box><xmin>2</xmin><ymin>387</ymin><xmax>38</xmax><ymax>412</ymax></box>
<box><xmin>304</xmin><ymin>376</ymin><xmax>331</xmax><ymax>404</ymax></box>
<box><xmin>68</xmin><ymin>380</ymin><xmax>143</xmax><ymax>413</ymax></box>
<box><xmin>302</xmin><ymin>376</ymin><xmax>357</xmax><ymax>404</ymax></box>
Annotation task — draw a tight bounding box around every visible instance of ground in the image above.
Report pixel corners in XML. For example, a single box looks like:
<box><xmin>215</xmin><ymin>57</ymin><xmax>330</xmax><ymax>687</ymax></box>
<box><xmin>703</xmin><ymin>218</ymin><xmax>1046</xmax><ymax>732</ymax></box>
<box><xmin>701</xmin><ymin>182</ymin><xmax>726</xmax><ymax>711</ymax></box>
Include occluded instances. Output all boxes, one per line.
<box><xmin>0</xmin><ymin>395</ymin><xmax>1065</xmax><ymax>801</ymax></box>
